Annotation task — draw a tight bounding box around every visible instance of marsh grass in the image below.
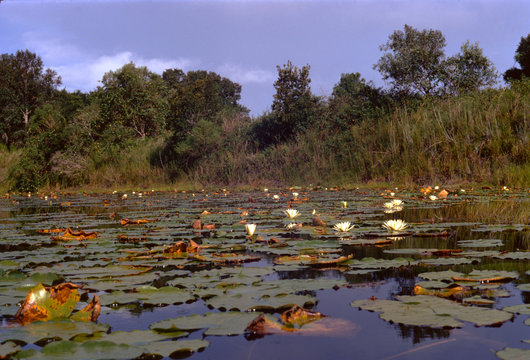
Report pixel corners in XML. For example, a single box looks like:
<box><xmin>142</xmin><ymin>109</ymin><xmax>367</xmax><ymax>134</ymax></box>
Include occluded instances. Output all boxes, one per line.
<box><xmin>194</xmin><ymin>84</ymin><xmax>529</xmax><ymax>187</ymax></box>
<box><xmin>0</xmin><ymin>145</ymin><xmax>21</xmax><ymax>192</ymax></box>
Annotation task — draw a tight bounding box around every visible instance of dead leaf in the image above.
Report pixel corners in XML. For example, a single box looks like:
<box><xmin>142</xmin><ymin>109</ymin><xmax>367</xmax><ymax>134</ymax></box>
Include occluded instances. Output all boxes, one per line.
<box><xmin>312</xmin><ymin>217</ymin><xmax>326</xmax><ymax>226</ymax></box>
<box><xmin>202</xmin><ymin>224</ymin><xmax>215</xmax><ymax>230</ymax></box>
<box><xmin>50</xmin><ymin>227</ymin><xmax>99</xmax><ymax>241</ymax></box>
<box><xmin>438</xmin><ymin>189</ymin><xmax>449</xmax><ymax>199</ymax></box>
<box><xmin>192</xmin><ymin>219</ymin><xmax>201</xmax><ymax>230</ymax></box>
<box><xmin>15</xmin><ymin>283</ymin><xmax>101</xmax><ymax>325</ymax></box>
<box><xmin>281</xmin><ymin>305</ymin><xmax>326</xmax><ymax>327</ymax></box>
<box><xmin>121</xmin><ymin>218</ymin><xmax>158</xmax><ymax>226</ymax></box>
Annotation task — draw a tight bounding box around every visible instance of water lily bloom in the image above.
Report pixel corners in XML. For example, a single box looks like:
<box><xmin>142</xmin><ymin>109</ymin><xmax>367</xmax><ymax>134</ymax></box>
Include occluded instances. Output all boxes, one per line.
<box><xmin>333</xmin><ymin>221</ymin><xmax>355</xmax><ymax>232</ymax></box>
<box><xmin>284</xmin><ymin>209</ymin><xmax>300</xmax><ymax>219</ymax></box>
<box><xmin>245</xmin><ymin>224</ymin><xmax>256</xmax><ymax>236</ymax></box>
<box><xmin>286</xmin><ymin>223</ymin><xmax>299</xmax><ymax>230</ymax></box>
<box><xmin>292</xmin><ymin>192</ymin><xmax>299</xmax><ymax>199</ymax></box>
<box><xmin>384</xmin><ymin>206</ymin><xmax>403</xmax><ymax>214</ymax></box>
<box><xmin>429</xmin><ymin>195</ymin><xmax>437</xmax><ymax>201</ymax></box>
<box><xmin>382</xmin><ymin>219</ymin><xmax>408</xmax><ymax>232</ymax></box>
<box><xmin>341</xmin><ymin>201</ymin><xmax>347</xmax><ymax>208</ymax></box>
<box><xmin>273</xmin><ymin>194</ymin><xmax>280</xmax><ymax>200</ymax></box>
<box><xmin>312</xmin><ymin>209</ymin><xmax>317</xmax><ymax>215</ymax></box>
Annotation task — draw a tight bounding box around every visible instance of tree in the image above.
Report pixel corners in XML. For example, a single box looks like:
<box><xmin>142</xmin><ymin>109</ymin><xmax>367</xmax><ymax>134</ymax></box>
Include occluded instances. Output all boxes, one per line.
<box><xmin>163</xmin><ymin>69</ymin><xmax>244</xmax><ymax>137</ymax></box>
<box><xmin>271</xmin><ymin>60</ymin><xmax>316</xmax><ymax>140</ymax></box>
<box><xmin>329</xmin><ymin>73</ymin><xmax>389</xmax><ymax>128</ymax></box>
<box><xmin>504</xmin><ymin>34</ymin><xmax>530</xmax><ymax>83</ymax></box>
<box><xmin>443</xmin><ymin>41</ymin><xmax>497</xmax><ymax>95</ymax></box>
<box><xmin>160</xmin><ymin>69</ymin><xmax>246</xmax><ymax>174</ymax></box>
<box><xmin>97</xmin><ymin>62</ymin><xmax>168</xmax><ymax>139</ymax></box>
<box><xmin>374</xmin><ymin>25</ymin><xmax>446</xmax><ymax>96</ymax></box>
<box><xmin>0</xmin><ymin>50</ymin><xmax>61</xmax><ymax>147</ymax></box>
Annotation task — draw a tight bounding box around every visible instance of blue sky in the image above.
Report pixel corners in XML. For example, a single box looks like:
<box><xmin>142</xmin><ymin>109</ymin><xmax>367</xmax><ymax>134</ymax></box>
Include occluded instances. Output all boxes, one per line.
<box><xmin>1</xmin><ymin>0</ymin><xmax>528</xmax><ymax>115</ymax></box>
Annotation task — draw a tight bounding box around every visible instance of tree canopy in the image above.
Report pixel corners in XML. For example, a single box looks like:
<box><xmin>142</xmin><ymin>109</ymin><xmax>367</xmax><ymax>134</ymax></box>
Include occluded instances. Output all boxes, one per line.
<box><xmin>504</xmin><ymin>34</ymin><xmax>530</xmax><ymax>83</ymax></box>
<box><xmin>0</xmin><ymin>50</ymin><xmax>61</xmax><ymax>147</ymax></box>
<box><xmin>375</xmin><ymin>25</ymin><xmax>496</xmax><ymax>97</ymax></box>
<box><xmin>374</xmin><ymin>25</ymin><xmax>446</xmax><ymax>96</ymax></box>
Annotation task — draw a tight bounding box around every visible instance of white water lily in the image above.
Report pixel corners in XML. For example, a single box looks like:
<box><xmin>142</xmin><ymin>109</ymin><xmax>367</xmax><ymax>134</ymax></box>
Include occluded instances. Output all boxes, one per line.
<box><xmin>384</xmin><ymin>199</ymin><xmax>404</xmax><ymax>209</ymax></box>
<box><xmin>434</xmin><ymin>186</ymin><xmax>440</xmax><ymax>190</ymax></box>
<box><xmin>341</xmin><ymin>201</ymin><xmax>348</xmax><ymax>208</ymax></box>
<box><xmin>273</xmin><ymin>194</ymin><xmax>280</xmax><ymax>200</ymax></box>
<box><xmin>382</xmin><ymin>219</ymin><xmax>408</xmax><ymax>232</ymax></box>
<box><xmin>429</xmin><ymin>195</ymin><xmax>437</xmax><ymax>201</ymax></box>
<box><xmin>285</xmin><ymin>223</ymin><xmax>299</xmax><ymax>230</ymax></box>
<box><xmin>333</xmin><ymin>221</ymin><xmax>355</xmax><ymax>232</ymax></box>
<box><xmin>284</xmin><ymin>208</ymin><xmax>300</xmax><ymax>219</ymax></box>
<box><xmin>384</xmin><ymin>206</ymin><xmax>403</xmax><ymax>214</ymax></box>
<box><xmin>264</xmin><ymin>188</ymin><xmax>268</xmax><ymax>192</ymax></box>
<box><xmin>292</xmin><ymin>192</ymin><xmax>299</xmax><ymax>199</ymax></box>
<box><xmin>312</xmin><ymin>209</ymin><xmax>317</xmax><ymax>215</ymax></box>
<box><xmin>245</xmin><ymin>224</ymin><xmax>256</xmax><ymax>237</ymax></box>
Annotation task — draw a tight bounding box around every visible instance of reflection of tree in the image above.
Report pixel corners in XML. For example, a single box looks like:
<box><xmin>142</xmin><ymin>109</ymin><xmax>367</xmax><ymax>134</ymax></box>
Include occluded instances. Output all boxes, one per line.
<box><xmin>395</xmin><ymin>323</ymin><xmax>451</xmax><ymax>344</ymax></box>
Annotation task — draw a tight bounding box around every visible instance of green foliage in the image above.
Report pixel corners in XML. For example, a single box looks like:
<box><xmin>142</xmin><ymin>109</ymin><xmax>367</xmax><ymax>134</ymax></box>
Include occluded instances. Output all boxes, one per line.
<box><xmin>0</xmin><ymin>50</ymin><xmax>61</xmax><ymax>147</ymax></box>
<box><xmin>163</xmin><ymin>69</ymin><xmax>244</xmax><ymax>134</ymax></box>
<box><xmin>97</xmin><ymin>63</ymin><xmax>168</xmax><ymax>138</ymax></box>
<box><xmin>270</xmin><ymin>61</ymin><xmax>317</xmax><ymax>141</ymax></box>
<box><xmin>443</xmin><ymin>41</ymin><xmax>498</xmax><ymax>95</ymax></box>
<box><xmin>375</xmin><ymin>25</ymin><xmax>497</xmax><ymax>97</ymax></box>
<box><xmin>374</xmin><ymin>25</ymin><xmax>446</xmax><ymax>96</ymax></box>
<box><xmin>504</xmin><ymin>34</ymin><xmax>530</xmax><ymax>83</ymax></box>
<box><xmin>328</xmin><ymin>72</ymin><xmax>390</xmax><ymax>129</ymax></box>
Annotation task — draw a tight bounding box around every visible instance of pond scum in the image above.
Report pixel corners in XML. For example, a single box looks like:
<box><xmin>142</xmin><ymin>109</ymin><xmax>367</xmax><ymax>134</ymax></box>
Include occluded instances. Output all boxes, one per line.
<box><xmin>0</xmin><ymin>187</ymin><xmax>528</xmax><ymax>359</ymax></box>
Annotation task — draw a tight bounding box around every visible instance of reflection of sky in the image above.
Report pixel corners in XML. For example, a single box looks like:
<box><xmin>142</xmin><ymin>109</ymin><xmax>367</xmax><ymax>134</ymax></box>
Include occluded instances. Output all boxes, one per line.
<box><xmin>1</xmin><ymin>0</ymin><xmax>528</xmax><ymax>115</ymax></box>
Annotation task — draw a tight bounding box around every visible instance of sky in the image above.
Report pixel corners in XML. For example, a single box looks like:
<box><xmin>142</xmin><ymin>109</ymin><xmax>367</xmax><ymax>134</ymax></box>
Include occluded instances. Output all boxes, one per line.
<box><xmin>0</xmin><ymin>0</ymin><xmax>528</xmax><ymax>115</ymax></box>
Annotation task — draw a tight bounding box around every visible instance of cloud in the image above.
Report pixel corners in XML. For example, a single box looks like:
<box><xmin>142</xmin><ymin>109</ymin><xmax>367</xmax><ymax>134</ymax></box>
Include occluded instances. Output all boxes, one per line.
<box><xmin>217</xmin><ymin>64</ymin><xmax>275</xmax><ymax>84</ymax></box>
<box><xmin>54</xmin><ymin>53</ymin><xmax>194</xmax><ymax>91</ymax></box>
<box><xmin>21</xmin><ymin>33</ymin><xmax>194</xmax><ymax>91</ymax></box>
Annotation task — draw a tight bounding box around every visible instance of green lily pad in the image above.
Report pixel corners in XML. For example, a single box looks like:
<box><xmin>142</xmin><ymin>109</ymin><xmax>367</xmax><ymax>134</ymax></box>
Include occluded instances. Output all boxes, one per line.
<box><xmin>351</xmin><ymin>295</ymin><xmax>512</xmax><ymax>328</ymax></box>
<box><xmin>150</xmin><ymin>311</ymin><xmax>268</xmax><ymax>336</ymax></box>
<box><xmin>100</xmin><ymin>285</ymin><xmax>195</xmax><ymax>307</ymax></box>
<box><xmin>14</xmin><ymin>340</ymin><xmax>145</xmax><ymax>360</ymax></box>
<box><xmin>348</xmin><ymin>257</ymin><xmax>416</xmax><ymax>269</ymax></box>
<box><xmin>496</xmin><ymin>347</ymin><xmax>530</xmax><ymax>360</ymax></box>
<box><xmin>142</xmin><ymin>339</ymin><xmax>210</xmax><ymax>357</ymax></box>
<box><xmin>457</xmin><ymin>239</ymin><xmax>503</xmax><ymax>247</ymax></box>
<box><xmin>503</xmin><ymin>304</ymin><xmax>530</xmax><ymax>315</ymax></box>
<box><xmin>0</xmin><ymin>320</ymin><xmax>110</xmax><ymax>345</ymax></box>
<box><xmin>517</xmin><ymin>284</ymin><xmax>530</xmax><ymax>292</ymax></box>
<box><xmin>0</xmin><ymin>341</ymin><xmax>21</xmax><ymax>359</ymax></box>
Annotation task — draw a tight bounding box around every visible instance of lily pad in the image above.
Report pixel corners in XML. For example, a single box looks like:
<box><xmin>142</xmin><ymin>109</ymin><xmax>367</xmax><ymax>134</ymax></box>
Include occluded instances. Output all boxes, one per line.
<box><xmin>150</xmin><ymin>311</ymin><xmax>267</xmax><ymax>336</ymax></box>
<box><xmin>0</xmin><ymin>320</ymin><xmax>110</xmax><ymax>345</ymax></box>
<box><xmin>351</xmin><ymin>295</ymin><xmax>512</xmax><ymax>328</ymax></box>
<box><xmin>457</xmin><ymin>239</ymin><xmax>503</xmax><ymax>247</ymax></box>
<box><xmin>496</xmin><ymin>347</ymin><xmax>530</xmax><ymax>360</ymax></box>
<box><xmin>503</xmin><ymin>304</ymin><xmax>530</xmax><ymax>315</ymax></box>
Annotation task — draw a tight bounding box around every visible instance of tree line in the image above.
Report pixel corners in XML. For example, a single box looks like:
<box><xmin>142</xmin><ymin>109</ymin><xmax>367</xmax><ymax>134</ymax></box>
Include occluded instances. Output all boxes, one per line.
<box><xmin>1</xmin><ymin>25</ymin><xmax>529</xmax><ymax>191</ymax></box>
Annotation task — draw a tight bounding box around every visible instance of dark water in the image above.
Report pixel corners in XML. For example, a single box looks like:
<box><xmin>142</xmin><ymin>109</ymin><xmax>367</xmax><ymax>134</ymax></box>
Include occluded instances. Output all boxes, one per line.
<box><xmin>0</xmin><ymin>189</ymin><xmax>529</xmax><ymax>359</ymax></box>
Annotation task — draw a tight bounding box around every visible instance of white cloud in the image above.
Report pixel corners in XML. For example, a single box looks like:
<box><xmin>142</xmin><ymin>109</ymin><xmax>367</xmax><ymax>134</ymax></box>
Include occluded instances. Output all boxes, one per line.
<box><xmin>21</xmin><ymin>33</ymin><xmax>194</xmax><ymax>91</ymax></box>
<box><xmin>217</xmin><ymin>64</ymin><xmax>275</xmax><ymax>84</ymax></box>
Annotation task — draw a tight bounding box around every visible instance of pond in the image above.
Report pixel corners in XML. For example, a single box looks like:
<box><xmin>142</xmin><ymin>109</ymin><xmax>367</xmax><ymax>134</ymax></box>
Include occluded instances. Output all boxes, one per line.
<box><xmin>0</xmin><ymin>188</ymin><xmax>529</xmax><ymax>359</ymax></box>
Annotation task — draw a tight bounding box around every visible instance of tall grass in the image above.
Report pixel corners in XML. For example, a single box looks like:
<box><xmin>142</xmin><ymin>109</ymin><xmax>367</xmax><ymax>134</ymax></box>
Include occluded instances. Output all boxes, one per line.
<box><xmin>194</xmin><ymin>83</ymin><xmax>529</xmax><ymax>187</ymax></box>
<box><xmin>0</xmin><ymin>145</ymin><xmax>21</xmax><ymax>192</ymax></box>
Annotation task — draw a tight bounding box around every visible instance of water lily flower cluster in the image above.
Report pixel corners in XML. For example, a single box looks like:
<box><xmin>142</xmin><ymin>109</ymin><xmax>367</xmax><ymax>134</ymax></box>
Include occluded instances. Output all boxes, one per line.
<box><xmin>383</xmin><ymin>199</ymin><xmax>404</xmax><ymax>214</ymax></box>
<box><xmin>384</xmin><ymin>199</ymin><xmax>403</xmax><ymax>208</ymax></box>
<box><xmin>382</xmin><ymin>219</ymin><xmax>409</xmax><ymax>232</ymax></box>
<box><xmin>333</xmin><ymin>221</ymin><xmax>355</xmax><ymax>232</ymax></box>
<box><xmin>245</xmin><ymin>224</ymin><xmax>256</xmax><ymax>237</ymax></box>
<box><xmin>284</xmin><ymin>209</ymin><xmax>300</xmax><ymax>219</ymax></box>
